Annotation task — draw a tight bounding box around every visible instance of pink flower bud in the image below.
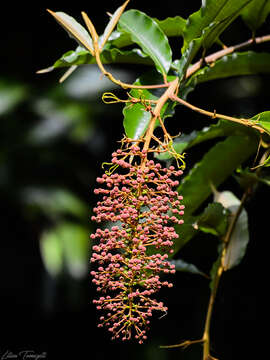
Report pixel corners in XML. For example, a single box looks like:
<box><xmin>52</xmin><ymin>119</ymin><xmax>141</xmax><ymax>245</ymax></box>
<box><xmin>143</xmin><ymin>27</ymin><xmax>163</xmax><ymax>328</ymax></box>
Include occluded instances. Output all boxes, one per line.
<box><xmin>90</xmin><ymin>144</ymin><xmax>184</xmax><ymax>343</ymax></box>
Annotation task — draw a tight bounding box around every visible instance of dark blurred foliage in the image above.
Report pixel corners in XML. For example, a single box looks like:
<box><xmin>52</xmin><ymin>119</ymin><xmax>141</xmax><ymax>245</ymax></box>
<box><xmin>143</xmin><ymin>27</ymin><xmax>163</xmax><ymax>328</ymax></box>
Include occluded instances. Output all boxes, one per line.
<box><xmin>0</xmin><ymin>1</ymin><xmax>266</xmax><ymax>359</ymax></box>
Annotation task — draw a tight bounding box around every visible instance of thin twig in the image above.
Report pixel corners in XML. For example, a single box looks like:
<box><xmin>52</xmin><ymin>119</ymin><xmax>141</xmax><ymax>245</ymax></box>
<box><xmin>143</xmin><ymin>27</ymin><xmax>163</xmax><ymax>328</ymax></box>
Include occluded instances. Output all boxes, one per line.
<box><xmin>170</xmin><ymin>93</ymin><xmax>267</xmax><ymax>135</ymax></box>
<box><xmin>186</xmin><ymin>34</ymin><xmax>270</xmax><ymax>79</ymax></box>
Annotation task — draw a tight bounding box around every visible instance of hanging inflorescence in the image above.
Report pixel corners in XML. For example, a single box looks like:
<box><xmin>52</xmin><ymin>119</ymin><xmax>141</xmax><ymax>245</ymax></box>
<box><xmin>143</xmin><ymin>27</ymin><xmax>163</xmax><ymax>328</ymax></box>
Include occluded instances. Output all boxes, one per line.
<box><xmin>90</xmin><ymin>140</ymin><xmax>184</xmax><ymax>343</ymax></box>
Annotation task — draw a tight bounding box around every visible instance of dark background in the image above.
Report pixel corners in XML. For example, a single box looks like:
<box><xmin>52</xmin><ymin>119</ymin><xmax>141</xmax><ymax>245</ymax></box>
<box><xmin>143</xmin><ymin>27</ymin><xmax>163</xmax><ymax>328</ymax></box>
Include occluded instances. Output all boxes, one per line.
<box><xmin>0</xmin><ymin>1</ymin><xmax>266</xmax><ymax>359</ymax></box>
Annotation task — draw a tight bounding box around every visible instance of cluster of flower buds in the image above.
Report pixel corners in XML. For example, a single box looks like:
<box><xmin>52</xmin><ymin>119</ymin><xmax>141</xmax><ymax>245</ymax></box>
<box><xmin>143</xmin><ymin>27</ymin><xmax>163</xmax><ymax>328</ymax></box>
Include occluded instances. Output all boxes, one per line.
<box><xmin>90</xmin><ymin>142</ymin><xmax>184</xmax><ymax>343</ymax></box>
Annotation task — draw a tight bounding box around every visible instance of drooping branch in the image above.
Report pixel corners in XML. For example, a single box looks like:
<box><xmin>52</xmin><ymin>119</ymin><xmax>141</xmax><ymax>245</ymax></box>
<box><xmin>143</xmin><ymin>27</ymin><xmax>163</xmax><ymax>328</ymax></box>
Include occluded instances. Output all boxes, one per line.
<box><xmin>169</xmin><ymin>93</ymin><xmax>267</xmax><ymax>135</ymax></box>
<box><xmin>81</xmin><ymin>10</ymin><xmax>170</xmax><ymax>90</ymax></box>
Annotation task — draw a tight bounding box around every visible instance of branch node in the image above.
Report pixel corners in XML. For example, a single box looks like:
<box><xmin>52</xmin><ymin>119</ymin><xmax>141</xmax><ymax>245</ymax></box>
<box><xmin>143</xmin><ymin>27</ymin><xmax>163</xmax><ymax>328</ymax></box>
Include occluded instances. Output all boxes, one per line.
<box><xmin>212</xmin><ymin>109</ymin><xmax>217</xmax><ymax>119</ymax></box>
<box><xmin>160</xmin><ymin>338</ymin><xmax>204</xmax><ymax>349</ymax></box>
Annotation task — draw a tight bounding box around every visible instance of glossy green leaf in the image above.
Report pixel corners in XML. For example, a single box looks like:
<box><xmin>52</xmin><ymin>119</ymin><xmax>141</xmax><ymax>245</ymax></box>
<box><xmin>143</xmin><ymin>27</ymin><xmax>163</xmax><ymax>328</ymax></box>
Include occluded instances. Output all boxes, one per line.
<box><xmin>177</xmin><ymin>38</ymin><xmax>202</xmax><ymax>78</ymax></box>
<box><xmin>214</xmin><ymin>191</ymin><xmax>249</xmax><ymax>270</ymax></box>
<box><xmin>173</xmin><ymin>203</ymin><xmax>228</xmax><ymax>256</ymax></box>
<box><xmin>154</xmin><ymin>16</ymin><xmax>186</xmax><ymax>37</ymax></box>
<box><xmin>196</xmin><ymin>202</ymin><xmax>228</xmax><ymax>236</ymax></box>
<box><xmin>123</xmin><ymin>103</ymin><xmax>152</xmax><ymax>139</ymax></box>
<box><xmin>250</xmin><ymin>111</ymin><xmax>270</xmax><ymax>135</ymax></box>
<box><xmin>187</xmin><ymin>51</ymin><xmax>270</xmax><ymax>86</ymax></box>
<box><xmin>178</xmin><ymin>135</ymin><xmax>257</xmax><ymax>217</ymax></box>
<box><xmin>123</xmin><ymin>71</ymin><xmax>177</xmax><ymax>139</ymax></box>
<box><xmin>241</xmin><ymin>0</ymin><xmax>270</xmax><ymax>31</ymax></box>
<box><xmin>201</xmin><ymin>3</ymin><xmax>250</xmax><ymax>50</ymax></box>
<box><xmin>108</xmin><ymin>30</ymin><xmax>132</xmax><ymax>48</ymax></box>
<box><xmin>118</xmin><ymin>10</ymin><xmax>172</xmax><ymax>74</ymax></box>
<box><xmin>179</xmin><ymin>0</ymin><xmax>253</xmax><ymax>77</ymax></box>
<box><xmin>110</xmin><ymin>15</ymin><xmax>185</xmax><ymax>49</ymax></box>
<box><xmin>182</xmin><ymin>0</ymin><xmax>253</xmax><ymax>52</ymax></box>
<box><xmin>174</xmin><ymin>135</ymin><xmax>257</xmax><ymax>252</ymax></box>
<box><xmin>170</xmin><ymin>259</ymin><xmax>207</xmax><ymax>277</ymax></box>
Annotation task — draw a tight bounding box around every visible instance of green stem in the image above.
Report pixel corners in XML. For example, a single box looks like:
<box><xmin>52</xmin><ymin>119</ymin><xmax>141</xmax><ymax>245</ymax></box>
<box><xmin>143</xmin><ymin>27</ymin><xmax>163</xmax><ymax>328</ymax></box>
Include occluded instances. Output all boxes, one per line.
<box><xmin>202</xmin><ymin>259</ymin><xmax>222</xmax><ymax>360</ymax></box>
<box><xmin>202</xmin><ymin>189</ymin><xmax>249</xmax><ymax>360</ymax></box>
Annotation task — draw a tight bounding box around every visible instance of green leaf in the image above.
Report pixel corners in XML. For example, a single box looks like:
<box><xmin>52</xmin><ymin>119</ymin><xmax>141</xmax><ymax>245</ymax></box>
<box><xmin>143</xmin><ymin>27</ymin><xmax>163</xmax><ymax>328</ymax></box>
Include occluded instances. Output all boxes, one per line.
<box><xmin>123</xmin><ymin>71</ymin><xmax>177</xmax><ymax>139</ymax></box>
<box><xmin>186</xmin><ymin>51</ymin><xmax>270</xmax><ymax>87</ymax></box>
<box><xmin>174</xmin><ymin>135</ymin><xmax>257</xmax><ymax>252</ymax></box>
<box><xmin>214</xmin><ymin>191</ymin><xmax>249</xmax><ymax>270</ymax></box>
<box><xmin>109</xmin><ymin>31</ymin><xmax>132</xmax><ymax>48</ymax></box>
<box><xmin>179</xmin><ymin>0</ymin><xmax>253</xmax><ymax>76</ymax></box>
<box><xmin>28</xmin><ymin>98</ymin><xmax>93</xmax><ymax>143</ymax></box>
<box><xmin>40</xmin><ymin>228</ymin><xmax>64</xmax><ymax>277</ymax></box>
<box><xmin>123</xmin><ymin>103</ymin><xmax>152</xmax><ymax>139</ymax></box>
<box><xmin>250</xmin><ymin>111</ymin><xmax>270</xmax><ymax>135</ymax></box>
<box><xmin>40</xmin><ymin>222</ymin><xmax>89</xmax><ymax>278</ymax></box>
<box><xmin>60</xmin><ymin>222</ymin><xmax>90</xmax><ymax>278</ymax></box>
<box><xmin>173</xmin><ymin>203</ymin><xmax>228</xmax><ymax>256</ymax></box>
<box><xmin>170</xmin><ymin>258</ymin><xmax>207</xmax><ymax>277</ymax></box>
<box><xmin>177</xmin><ymin>37</ymin><xmax>202</xmax><ymax>78</ymax></box>
<box><xmin>178</xmin><ymin>135</ymin><xmax>257</xmax><ymax>217</ymax></box>
<box><xmin>195</xmin><ymin>202</ymin><xmax>228</xmax><ymax>236</ymax></box>
<box><xmin>154</xmin><ymin>16</ymin><xmax>186</xmax><ymax>37</ymax></box>
<box><xmin>241</xmin><ymin>0</ymin><xmax>270</xmax><ymax>31</ymax></box>
<box><xmin>118</xmin><ymin>10</ymin><xmax>172</xmax><ymax>74</ymax></box>
<box><xmin>235</xmin><ymin>166</ymin><xmax>270</xmax><ymax>187</ymax></box>
<box><xmin>0</xmin><ymin>81</ymin><xmax>27</xmax><ymax>116</ymax></box>
<box><xmin>200</xmin><ymin>4</ymin><xmax>250</xmax><ymax>50</ymax></box>
<box><xmin>235</xmin><ymin>167</ymin><xmax>261</xmax><ymax>189</ymax></box>
<box><xmin>43</xmin><ymin>15</ymin><xmax>184</xmax><ymax>74</ymax></box>
<box><xmin>52</xmin><ymin>46</ymin><xmax>154</xmax><ymax>68</ymax></box>
<box><xmin>110</xmin><ymin>15</ymin><xmax>185</xmax><ymax>49</ymax></box>
<box><xmin>22</xmin><ymin>187</ymin><xmax>88</xmax><ymax>219</ymax></box>
<box><xmin>182</xmin><ymin>0</ymin><xmax>253</xmax><ymax>52</ymax></box>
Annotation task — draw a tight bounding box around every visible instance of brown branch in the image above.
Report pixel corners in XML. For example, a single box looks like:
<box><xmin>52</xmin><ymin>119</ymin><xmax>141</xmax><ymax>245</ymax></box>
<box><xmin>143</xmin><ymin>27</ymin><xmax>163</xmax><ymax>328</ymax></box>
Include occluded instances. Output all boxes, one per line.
<box><xmin>142</xmin><ymin>78</ymin><xmax>179</xmax><ymax>157</ymax></box>
<box><xmin>186</xmin><ymin>34</ymin><xmax>270</xmax><ymax>79</ymax></box>
<box><xmin>170</xmin><ymin>93</ymin><xmax>266</xmax><ymax>135</ymax></box>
